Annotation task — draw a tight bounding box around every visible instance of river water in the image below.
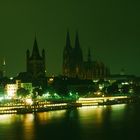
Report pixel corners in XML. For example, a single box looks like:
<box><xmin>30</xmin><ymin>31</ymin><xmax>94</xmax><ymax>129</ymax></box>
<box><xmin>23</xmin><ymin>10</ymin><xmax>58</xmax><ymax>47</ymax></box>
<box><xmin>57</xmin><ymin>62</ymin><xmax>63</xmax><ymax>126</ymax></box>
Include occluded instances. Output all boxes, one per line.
<box><xmin>0</xmin><ymin>103</ymin><xmax>140</xmax><ymax>140</ymax></box>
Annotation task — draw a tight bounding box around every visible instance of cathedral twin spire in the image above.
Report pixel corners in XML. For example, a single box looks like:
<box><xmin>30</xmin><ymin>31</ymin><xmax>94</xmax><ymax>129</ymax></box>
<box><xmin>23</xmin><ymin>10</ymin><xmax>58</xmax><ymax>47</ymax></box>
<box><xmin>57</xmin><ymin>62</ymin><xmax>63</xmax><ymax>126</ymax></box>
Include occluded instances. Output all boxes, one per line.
<box><xmin>65</xmin><ymin>30</ymin><xmax>80</xmax><ymax>49</ymax></box>
<box><xmin>63</xmin><ymin>30</ymin><xmax>110</xmax><ymax>79</ymax></box>
<box><xmin>65</xmin><ymin>30</ymin><xmax>91</xmax><ymax>62</ymax></box>
<box><xmin>63</xmin><ymin>30</ymin><xmax>84</xmax><ymax>78</ymax></box>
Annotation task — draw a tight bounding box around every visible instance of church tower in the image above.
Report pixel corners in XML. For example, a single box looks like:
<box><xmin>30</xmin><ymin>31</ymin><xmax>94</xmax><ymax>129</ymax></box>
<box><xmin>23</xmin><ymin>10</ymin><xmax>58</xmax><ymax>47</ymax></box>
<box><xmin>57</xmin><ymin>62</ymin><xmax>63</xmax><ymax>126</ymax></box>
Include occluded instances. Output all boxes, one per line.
<box><xmin>63</xmin><ymin>30</ymin><xmax>73</xmax><ymax>77</ymax></box>
<box><xmin>62</xmin><ymin>30</ymin><xmax>110</xmax><ymax>80</ymax></box>
<box><xmin>72</xmin><ymin>31</ymin><xmax>83</xmax><ymax>78</ymax></box>
<box><xmin>26</xmin><ymin>36</ymin><xmax>46</xmax><ymax>79</ymax></box>
<box><xmin>62</xmin><ymin>30</ymin><xmax>84</xmax><ymax>78</ymax></box>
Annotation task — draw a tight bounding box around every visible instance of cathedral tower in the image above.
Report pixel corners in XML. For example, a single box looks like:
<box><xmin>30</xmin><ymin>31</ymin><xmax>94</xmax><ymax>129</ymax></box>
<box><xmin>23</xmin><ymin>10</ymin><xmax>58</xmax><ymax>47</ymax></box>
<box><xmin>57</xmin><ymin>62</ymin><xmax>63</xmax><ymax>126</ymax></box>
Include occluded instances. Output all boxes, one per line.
<box><xmin>63</xmin><ymin>30</ymin><xmax>73</xmax><ymax>77</ymax></box>
<box><xmin>62</xmin><ymin>30</ymin><xmax>110</xmax><ymax>80</ymax></box>
<box><xmin>62</xmin><ymin>30</ymin><xmax>84</xmax><ymax>78</ymax></box>
<box><xmin>72</xmin><ymin>31</ymin><xmax>83</xmax><ymax>77</ymax></box>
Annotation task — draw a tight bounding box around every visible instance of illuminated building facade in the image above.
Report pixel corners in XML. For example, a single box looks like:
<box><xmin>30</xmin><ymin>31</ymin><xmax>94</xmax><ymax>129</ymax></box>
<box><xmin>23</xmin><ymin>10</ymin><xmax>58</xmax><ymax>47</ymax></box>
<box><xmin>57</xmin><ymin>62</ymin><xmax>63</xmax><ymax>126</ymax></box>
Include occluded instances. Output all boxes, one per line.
<box><xmin>5</xmin><ymin>84</ymin><xmax>18</xmax><ymax>97</ymax></box>
<box><xmin>26</xmin><ymin>37</ymin><xmax>46</xmax><ymax>79</ymax></box>
<box><xmin>5</xmin><ymin>80</ymin><xmax>33</xmax><ymax>97</ymax></box>
<box><xmin>63</xmin><ymin>31</ymin><xmax>110</xmax><ymax>79</ymax></box>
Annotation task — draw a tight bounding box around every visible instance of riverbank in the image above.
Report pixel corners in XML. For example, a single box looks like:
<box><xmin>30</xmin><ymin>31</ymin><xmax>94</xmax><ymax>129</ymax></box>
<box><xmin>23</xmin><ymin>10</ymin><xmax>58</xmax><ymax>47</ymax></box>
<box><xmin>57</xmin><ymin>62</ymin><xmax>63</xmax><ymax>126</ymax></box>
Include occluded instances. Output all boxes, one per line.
<box><xmin>0</xmin><ymin>96</ymin><xmax>139</xmax><ymax>114</ymax></box>
<box><xmin>0</xmin><ymin>102</ymin><xmax>82</xmax><ymax>114</ymax></box>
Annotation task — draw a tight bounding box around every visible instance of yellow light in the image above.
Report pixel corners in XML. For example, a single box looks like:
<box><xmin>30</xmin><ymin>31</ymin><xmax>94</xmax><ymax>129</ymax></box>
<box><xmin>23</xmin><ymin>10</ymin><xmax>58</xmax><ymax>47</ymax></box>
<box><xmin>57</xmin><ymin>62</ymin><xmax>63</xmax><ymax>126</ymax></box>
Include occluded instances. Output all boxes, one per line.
<box><xmin>49</xmin><ymin>78</ymin><xmax>54</xmax><ymax>82</ymax></box>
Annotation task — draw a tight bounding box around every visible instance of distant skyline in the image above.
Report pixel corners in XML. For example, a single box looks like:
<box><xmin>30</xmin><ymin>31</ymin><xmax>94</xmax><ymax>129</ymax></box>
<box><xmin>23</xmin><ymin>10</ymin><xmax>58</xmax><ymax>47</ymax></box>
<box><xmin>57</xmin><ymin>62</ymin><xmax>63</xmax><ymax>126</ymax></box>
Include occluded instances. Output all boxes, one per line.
<box><xmin>0</xmin><ymin>0</ymin><xmax>140</xmax><ymax>77</ymax></box>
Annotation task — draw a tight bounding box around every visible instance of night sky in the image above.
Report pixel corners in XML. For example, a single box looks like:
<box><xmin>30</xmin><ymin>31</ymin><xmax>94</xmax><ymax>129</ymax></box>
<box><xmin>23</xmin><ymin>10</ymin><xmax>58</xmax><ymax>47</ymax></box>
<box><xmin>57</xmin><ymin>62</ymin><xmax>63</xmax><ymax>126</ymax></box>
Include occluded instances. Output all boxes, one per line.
<box><xmin>0</xmin><ymin>0</ymin><xmax>140</xmax><ymax>77</ymax></box>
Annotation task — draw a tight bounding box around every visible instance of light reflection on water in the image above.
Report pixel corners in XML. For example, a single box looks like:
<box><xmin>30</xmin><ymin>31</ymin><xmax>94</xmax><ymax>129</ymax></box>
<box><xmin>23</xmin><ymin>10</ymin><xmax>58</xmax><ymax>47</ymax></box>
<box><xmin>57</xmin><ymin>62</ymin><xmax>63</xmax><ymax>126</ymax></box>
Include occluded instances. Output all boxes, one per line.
<box><xmin>78</xmin><ymin>106</ymin><xmax>104</xmax><ymax>126</ymax></box>
<box><xmin>35</xmin><ymin>110</ymin><xmax>66</xmax><ymax>124</ymax></box>
<box><xmin>0</xmin><ymin>104</ymin><xmax>139</xmax><ymax>140</ymax></box>
<box><xmin>78</xmin><ymin>104</ymin><xmax>126</xmax><ymax>125</ymax></box>
<box><xmin>0</xmin><ymin>114</ymin><xmax>15</xmax><ymax>125</ymax></box>
<box><xmin>22</xmin><ymin>114</ymin><xmax>34</xmax><ymax>140</ymax></box>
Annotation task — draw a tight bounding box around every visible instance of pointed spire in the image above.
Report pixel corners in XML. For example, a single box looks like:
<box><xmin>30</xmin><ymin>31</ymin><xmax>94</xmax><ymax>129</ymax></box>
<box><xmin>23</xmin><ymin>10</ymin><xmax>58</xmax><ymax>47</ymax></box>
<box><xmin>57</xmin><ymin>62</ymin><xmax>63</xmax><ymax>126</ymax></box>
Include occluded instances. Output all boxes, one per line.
<box><xmin>2</xmin><ymin>58</ymin><xmax>6</xmax><ymax>66</ymax></box>
<box><xmin>75</xmin><ymin>30</ymin><xmax>80</xmax><ymax>48</ymax></box>
<box><xmin>31</xmin><ymin>35</ymin><xmax>40</xmax><ymax>59</ymax></box>
<box><xmin>66</xmin><ymin>29</ymin><xmax>71</xmax><ymax>48</ymax></box>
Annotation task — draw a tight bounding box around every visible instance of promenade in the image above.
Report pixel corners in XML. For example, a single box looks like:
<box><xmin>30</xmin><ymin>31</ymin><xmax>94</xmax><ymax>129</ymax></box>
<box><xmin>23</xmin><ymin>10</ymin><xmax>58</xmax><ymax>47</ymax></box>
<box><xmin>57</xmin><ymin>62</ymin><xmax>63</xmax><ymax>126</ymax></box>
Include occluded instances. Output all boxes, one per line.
<box><xmin>0</xmin><ymin>102</ymin><xmax>81</xmax><ymax>114</ymax></box>
<box><xmin>0</xmin><ymin>95</ymin><xmax>137</xmax><ymax>114</ymax></box>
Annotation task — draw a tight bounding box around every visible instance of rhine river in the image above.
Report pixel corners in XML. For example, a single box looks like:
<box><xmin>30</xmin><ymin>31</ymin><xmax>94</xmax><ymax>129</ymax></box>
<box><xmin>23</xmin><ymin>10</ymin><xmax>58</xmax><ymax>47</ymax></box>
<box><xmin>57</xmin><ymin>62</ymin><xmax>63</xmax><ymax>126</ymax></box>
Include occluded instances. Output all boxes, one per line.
<box><xmin>0</xmin><ymin>103</ymin><xmax>140</xmax><ymax>140</ymax></box>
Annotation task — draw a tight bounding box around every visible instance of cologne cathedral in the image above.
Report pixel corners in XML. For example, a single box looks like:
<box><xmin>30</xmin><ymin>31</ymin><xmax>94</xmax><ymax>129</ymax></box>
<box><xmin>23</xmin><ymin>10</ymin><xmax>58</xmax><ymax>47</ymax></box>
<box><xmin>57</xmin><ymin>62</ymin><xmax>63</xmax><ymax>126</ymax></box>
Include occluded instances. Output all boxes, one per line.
<box><xmin>63</xmin><ymin>31</ymin><xmax>110</xmax><ymax>80</ymax></box>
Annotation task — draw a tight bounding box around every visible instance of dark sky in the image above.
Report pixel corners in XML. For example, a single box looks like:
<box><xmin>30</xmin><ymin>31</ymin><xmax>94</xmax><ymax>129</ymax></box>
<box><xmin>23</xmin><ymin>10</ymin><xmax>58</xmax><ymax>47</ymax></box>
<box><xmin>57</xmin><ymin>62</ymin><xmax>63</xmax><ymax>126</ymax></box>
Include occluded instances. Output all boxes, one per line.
<box><xmin>0</xmin><ymin>0</ymin><xmax>140</xmax><ymax>77</ymax></box>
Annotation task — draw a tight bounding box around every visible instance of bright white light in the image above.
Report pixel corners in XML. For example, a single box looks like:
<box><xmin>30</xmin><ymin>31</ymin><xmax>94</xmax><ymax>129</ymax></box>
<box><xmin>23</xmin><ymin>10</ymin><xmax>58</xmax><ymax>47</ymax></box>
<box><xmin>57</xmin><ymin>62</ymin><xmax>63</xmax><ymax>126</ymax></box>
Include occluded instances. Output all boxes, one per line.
<box><xmin>69</xmin><ymin>92</ymin><xmax>72</xmax><ymax>96</ymax></box>
<box><xmin>99</xmin><ymin>84</ymin><xmax>104</xmax><ymax>90</ymax></box>
<box><xmin>122</xmin><ymin>82</ymin><xmax>129</xmax><ymax>85</ymax></box>
<box><xmin>93</xmin><ymin>80</ymin><xmax>98</xmax><ymax>83</ymax></box>
<box><xmin>25</xmin><ymin>99</ymin><xmax>33</xmax><ymax>105</ymax></box>
<box><xmin>10</xmin><ymin>77</ymin><xmax>13</xmax><ymax>80</ymax></box>
<box><xmin>46</xmin><ymin>92</ymin><xmax>50</xmax><ymax>96</ymax></box>
<box><xmin>49</xmin><ymin>78</ymin><xmax>54</xmax><ymax>82</ymax></box>
<box><xmin>43</xmin><ymin>92</ymin><xmax>51</xmax><ymax>98</ymax></box>
<box><xmin>0</xmin><ymin>97</ymin><xmax>4</xmax><ymax>101</ymax></box>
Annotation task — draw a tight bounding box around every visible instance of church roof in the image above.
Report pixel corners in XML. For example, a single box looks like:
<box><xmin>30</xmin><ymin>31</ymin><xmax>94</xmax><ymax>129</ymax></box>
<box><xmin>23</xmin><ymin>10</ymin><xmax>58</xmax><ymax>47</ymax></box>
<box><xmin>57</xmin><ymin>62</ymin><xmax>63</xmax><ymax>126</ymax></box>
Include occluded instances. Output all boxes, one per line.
<box><xmin>30</xmin><ymin>37</ymin><xmax>41</xmax><ymax>59</ymax></box>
